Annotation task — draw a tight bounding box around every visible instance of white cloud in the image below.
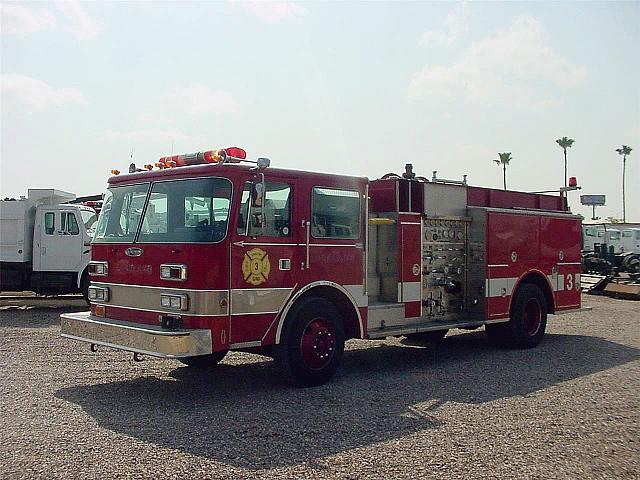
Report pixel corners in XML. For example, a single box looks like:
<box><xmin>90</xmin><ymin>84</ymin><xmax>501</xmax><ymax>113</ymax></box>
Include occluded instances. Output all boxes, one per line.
<box><xmin>421</xmin><ymin>2</ymin><xmax>468</xmax><ymax>46</ymax></box>
<box><xmin>167</xmin><ymin>84</ymin><xmax>239</xmax><ymax>115</ymax></box>
<box><xmin>0</xmin><ymin>4</ymin><xmax>56</xmax><ymax>34</ymax></box>
<box><xmin>410</xmin><ymin>15</ymin><xmax>587</xmax><ymax>109</ymax></box>
<box><xmin>232</xmin><ymin>0</ymin><xmax>305</xmax><ymax>23</ymax></box>
<box><xmin>1</xmin><ymin>73</ymin><xmax>87</xmax><ymax>109</ymax></box>
<box><xmin>105</xmin><ymin>128</ymin><xmax>194</xmax><ymax>143</ymax></box>
<box><xmin>55</xmin><ymin>0</ymin><xmax>103</xmax><ymax>40</ymax></box>
<box><xmin>0</xmin><ymin>2</ymin><xmax>102</xmax><ymax>39</ymax></box>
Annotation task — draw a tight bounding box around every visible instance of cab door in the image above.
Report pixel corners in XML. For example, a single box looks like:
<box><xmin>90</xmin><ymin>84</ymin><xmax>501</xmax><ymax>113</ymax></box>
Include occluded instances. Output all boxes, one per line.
<box><xmin>229</xmin><ymin>177</ymin><xmax>299</xmax><ymax>346</ymax></box>
<box><xmin>37</xmin><ymin>208</ymin><xmax>83</xmax><ymax>272</ymax></box>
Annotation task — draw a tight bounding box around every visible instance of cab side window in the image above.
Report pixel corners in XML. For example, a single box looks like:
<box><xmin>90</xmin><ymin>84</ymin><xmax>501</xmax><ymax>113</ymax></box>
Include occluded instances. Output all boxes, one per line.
<box><xmin>237</xmin><ymin>182</ymin><xmax>291</xmax><ymax>237</ymax></box>
<box><xmin>67</xmin><ymin>213</ymin><xmax>80</xmax><ymax>235</ymax></box>
<box><xmin>44</xmin><ymin>212</ymin><xmax>55</xmax><ymax>235</ymax></box>
<box><xmin>311</xmin><ymin>187</ymin><xmax>361</xmax><ymax>239</ymax></box>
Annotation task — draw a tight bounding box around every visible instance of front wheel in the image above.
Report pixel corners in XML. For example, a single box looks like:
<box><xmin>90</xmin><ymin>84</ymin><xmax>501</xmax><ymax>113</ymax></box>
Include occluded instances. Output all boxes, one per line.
<box><xmin>485</xmin><ymin>283</ymin><xmax>547</xmax><ymax>348</ymax></box>
<box><xmin>80</xmin><ymin>273</ymin><xmax>90</xmax><ymax>305</ymax></box>
<box><xmin>275</xmin><ymin>297</ymin><xmax>345</xmax><ymax>387</ymax></box>
<box><xmin>179</xmin><ymin>350</ymin><xmax>228</xmax><ymax>368</ymax></box>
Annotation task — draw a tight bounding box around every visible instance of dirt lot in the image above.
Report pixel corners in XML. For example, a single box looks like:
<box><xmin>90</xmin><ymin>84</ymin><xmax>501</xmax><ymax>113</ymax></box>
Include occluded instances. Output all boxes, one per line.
<box><xmin>0</xmin><ymin>295</ymin><xmax>638</xmax><ymax>479</ymax></box>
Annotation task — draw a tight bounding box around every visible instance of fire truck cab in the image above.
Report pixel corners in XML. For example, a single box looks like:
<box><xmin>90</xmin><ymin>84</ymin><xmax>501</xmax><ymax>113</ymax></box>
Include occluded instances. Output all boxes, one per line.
<box><xmin>61</xmin><ymin>149</ymin><xmax>582</xmax><ymax>386</ymax></box>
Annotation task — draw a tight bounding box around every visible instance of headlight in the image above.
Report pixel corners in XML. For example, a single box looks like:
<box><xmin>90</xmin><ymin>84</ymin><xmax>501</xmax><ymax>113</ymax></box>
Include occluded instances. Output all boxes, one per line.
<box><xmin>88</xmin><ymin>286</ymin><xmax>110</xmax><ymax>302</ymax></box>
<box><xmin>88</xmin><ymin>261</ymin><xmax>108</xmax><ymax>276</ymax></box>
<box><xmin>160</xmin><ymin>293</ymin><xmax>188</xmax><ymax>311</ymax></box>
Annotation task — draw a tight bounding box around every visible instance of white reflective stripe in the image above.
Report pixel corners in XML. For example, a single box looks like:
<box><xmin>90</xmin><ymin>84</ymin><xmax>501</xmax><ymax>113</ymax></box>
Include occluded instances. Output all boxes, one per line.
<box><xmin>343</xmin><ymin>284</ymin><xmax>367</xmax><ymax>308</ymax></box>
<box><xmin>398</xmin><ymin>281</ymin><xmax>421</xmax><ymax>302</ymax></box>
<box><xmin>547</xmin><ymin>274</ymin><xmax>565</xmax><ymax>292</ymax></box>
<box><xmin>485</xmin><ymin>278</ymin><xmax>517</xmax><ymax>298</ymax></box>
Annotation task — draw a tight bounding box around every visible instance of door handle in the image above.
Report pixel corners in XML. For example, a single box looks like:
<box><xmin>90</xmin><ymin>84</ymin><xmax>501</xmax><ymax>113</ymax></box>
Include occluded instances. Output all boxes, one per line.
<box><xmin>304</xmin><ymin>220</ymin><xmax>310</xmax><ymax>269</ymax></box>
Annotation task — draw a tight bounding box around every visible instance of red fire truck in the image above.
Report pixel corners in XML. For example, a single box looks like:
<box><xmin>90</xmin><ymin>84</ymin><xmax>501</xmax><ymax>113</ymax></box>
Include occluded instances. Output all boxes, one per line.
<box><xmin>61</xmin><ymin>148</ymin><xmax>583</xmax><ymax>386</ymax></box>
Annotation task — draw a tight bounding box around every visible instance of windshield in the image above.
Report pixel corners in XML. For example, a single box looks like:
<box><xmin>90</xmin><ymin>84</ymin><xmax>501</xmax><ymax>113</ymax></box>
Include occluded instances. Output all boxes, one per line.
<box><xmin>138</xmin><ymin>177</ymin><xmax>232</xmax><ymax>243</ymax></box>
<box><xmin>93</xmin><ymin>178</ymin><xmax>232</xmax><ymax>244</ymax></box>
<box><xmin>93</xmin><ymin>183</ymin><xmax>150</xmax><ymax>243</ymax></box>
<box><xmin>80</xmin><ymin>209</ymin><xmax>98</xmax><ymax>235</ymax></box>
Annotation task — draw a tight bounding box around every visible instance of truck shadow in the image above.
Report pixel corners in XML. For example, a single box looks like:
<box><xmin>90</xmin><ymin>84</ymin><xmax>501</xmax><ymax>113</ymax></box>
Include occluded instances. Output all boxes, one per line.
<box><xmin>55</xmin><ymin>332</ymin><xmax>639</xmax><ymax>470</ymax></box>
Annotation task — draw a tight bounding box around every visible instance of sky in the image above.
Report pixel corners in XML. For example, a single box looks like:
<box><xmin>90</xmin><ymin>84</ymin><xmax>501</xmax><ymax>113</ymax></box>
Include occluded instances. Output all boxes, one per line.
<box><xmin>1</xmin><ymin>1</ymin><xmax>639</xmax><ymax>222</ymax></box>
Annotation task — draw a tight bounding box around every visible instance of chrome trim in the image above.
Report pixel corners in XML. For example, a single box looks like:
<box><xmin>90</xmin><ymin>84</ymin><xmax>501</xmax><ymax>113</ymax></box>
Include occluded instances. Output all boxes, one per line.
<box><xmin>488</xmin><ymin>264</ymin><xmax>509</xmax><ymax>268</ymax></box>
<box><xmin>364</xmin><ymin>184</ymin><xmax>369</xmax><ymax>296</ymax></box>
<box><xmin>229</xmin><ymin>341</ymin><xmax>262</xmax><ymax>349</ymax></box>
<box><xmin>90</xmin><ymin>282</ymin><xmax>228</xmax><ymax>316</ymax></box>
<box><xmin>91</xmin><ymin>282</ymin><xmax>221</xmax><ymax>292</ymax></box>
<box><xmin>125</xmin><ymin>247</ymin><xmax>143</xmax><ymax>257</ymax></box>
<box><xmin>60</xmin><ymin>312</ymin><xmax>212</xmax><ymax>358</ymax></box>
<box><xmin>230</xmin><ymin>288</ymin><xmax>293</xmax><ymax>315</ymax></box>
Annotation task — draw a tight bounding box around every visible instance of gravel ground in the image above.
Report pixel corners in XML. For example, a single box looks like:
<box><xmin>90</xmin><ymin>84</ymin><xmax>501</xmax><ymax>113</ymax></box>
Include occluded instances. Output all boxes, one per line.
<box><xmin>0</xmin><ymin>295</ymin><xmax>638</xmax><ymax>479</ymax></box>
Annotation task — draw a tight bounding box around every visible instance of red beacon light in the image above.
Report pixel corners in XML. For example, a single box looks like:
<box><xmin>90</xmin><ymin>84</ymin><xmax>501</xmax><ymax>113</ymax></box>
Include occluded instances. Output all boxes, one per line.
<box><xmin>158</xmin><ymin>147</ymin><xmax>247</xmax><ymax>168</ymax></box>
<box><xmin>568</xmin><ymin>176</ymin><xmax>578</xmax><ymax>187</ymax></box>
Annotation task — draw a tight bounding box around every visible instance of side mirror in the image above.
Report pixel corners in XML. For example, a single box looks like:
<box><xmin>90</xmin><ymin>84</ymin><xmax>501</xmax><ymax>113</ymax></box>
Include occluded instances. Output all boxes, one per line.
<box><xmin>251</xmin><ymin>175</ymin><xmax>265</xmax><ymax>208</ymax></box>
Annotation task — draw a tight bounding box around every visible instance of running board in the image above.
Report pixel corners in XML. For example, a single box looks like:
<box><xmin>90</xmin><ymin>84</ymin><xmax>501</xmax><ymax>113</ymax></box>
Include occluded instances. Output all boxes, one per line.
<box><xmin>367</xmin><ymin>317</ymin><xmax>509</xmax><ymax>340</ymax></box>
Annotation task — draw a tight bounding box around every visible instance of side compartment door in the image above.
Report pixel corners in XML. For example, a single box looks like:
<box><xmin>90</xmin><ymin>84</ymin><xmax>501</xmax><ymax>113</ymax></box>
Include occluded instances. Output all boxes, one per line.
<box><xmin>541</xmin><ymin>216</ymin><xmax>582</xmax><ymax>311</ymax></box>
<box><xmin>398</xmin><ymin>214</ymin><xmax>422</xmax><ymax>318</ymax></box>
<box><xmin>229</xmin><ymin>178</ymin><xmax>298</xmax><ymax>346</ymax></box>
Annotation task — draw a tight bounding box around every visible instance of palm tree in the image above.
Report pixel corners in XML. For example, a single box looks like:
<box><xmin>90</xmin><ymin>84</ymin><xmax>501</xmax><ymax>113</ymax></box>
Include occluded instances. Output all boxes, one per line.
<box><xmin>494</xmin><ymin>152</ymin><xmax>512</xmax><ymax>190</ymax></box>
<box><xmin>556</xmin><ymin>137</ymin><xmax>575</xmax><ymax>188</ymax></box>
<box><xmin>615</xmin><ymin>145</ymin><xmax>632</xmax><ymax>222</ymax></box>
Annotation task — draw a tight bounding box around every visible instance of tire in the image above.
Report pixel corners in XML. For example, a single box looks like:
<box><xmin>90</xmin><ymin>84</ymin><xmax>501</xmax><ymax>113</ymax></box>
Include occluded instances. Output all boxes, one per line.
<box><xmin>179</xmin><ymin>350</ymin><xmax>228</xmax><ymax>368</ymax></box>
<box><xmin>485</xmin><ymin>283</ymin><xmax>547</xmax><ymax>348</ymax></box>
<box><xmin>406</xmin><ymin>329</ymin><xmax>448</xmax><ymax>342</ymax></box>
<box><xmin>274</xmin><ymin>297</ymin><xmax>345</xmax><ymax>387</ymax></box>
<box><xmin>80</xmin><ymin>273</ymin><xmax>90</xmax><ymax>305</ymax></box>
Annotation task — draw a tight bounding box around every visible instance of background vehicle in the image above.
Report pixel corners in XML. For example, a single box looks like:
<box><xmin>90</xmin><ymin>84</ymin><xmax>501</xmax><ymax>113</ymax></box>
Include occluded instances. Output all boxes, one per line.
<box><xmin>1</xmin><ymin>189</ymin><xmax>96</xmax><ymax>300</ymax></box>
<box><xmin>61</xmin><ymin>148</ymin><xmax>583</xmax><ymax>386</ymax></box>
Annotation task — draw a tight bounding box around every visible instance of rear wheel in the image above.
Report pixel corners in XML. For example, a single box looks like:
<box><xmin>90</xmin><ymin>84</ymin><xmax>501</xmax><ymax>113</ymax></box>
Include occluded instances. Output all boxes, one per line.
<box><xmin>275</xmin><ymin>297</ymin><xmax>345</xmax><ymax>387</ymax></box>
<box><xmin>179</xmin><ymin>350</ymin><xmax>228</xmax><ymax>368</ymax></box>
<box><xmin>485</xmin><ymin>283</ymin><xmax>547</xmax><ymax>348</ymax></box>
<box><xmin>406</xmin><ymin>329</ymin><xmax>448</xmax><ymax>342</ymax></box>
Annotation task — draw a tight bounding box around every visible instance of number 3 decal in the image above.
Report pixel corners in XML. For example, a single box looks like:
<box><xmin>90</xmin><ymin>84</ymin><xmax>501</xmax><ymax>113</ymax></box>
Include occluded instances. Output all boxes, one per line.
<box><xmin>566</xmin><ymin>274</ymin><xmax>580</xmax><ymax>291</ymax></box>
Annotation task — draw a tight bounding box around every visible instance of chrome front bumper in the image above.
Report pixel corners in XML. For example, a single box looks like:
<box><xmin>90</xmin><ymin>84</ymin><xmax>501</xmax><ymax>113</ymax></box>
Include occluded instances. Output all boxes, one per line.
<box><xmin>60</xmin><ymin>312</ymin><xmax>212</xmax><ymax>358</ymax></box>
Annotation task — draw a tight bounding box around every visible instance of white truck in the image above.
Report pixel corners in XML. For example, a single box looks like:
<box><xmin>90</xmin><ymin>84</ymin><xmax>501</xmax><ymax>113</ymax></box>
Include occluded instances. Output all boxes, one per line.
<box><xmin>0</xmin><ymin>189</ymin><xmax>97</xmax><ymax>300</ymax></box>
<box><xmin>621</xmin><ymin>228</ymin><xmax>640</xmax><ymax>254</ymax></box>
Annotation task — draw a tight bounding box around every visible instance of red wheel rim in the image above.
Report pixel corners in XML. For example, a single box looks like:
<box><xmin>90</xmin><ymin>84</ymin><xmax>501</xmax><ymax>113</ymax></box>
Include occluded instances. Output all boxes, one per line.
<box><xmin>300</xmin><ymin>317</ymin><xmax>336</xmax><ymax>370</ymax></box>
<box><xmin>522</xmin><ymin>298</ymin><xmax>542</xmax><ymax>336</ymax></box>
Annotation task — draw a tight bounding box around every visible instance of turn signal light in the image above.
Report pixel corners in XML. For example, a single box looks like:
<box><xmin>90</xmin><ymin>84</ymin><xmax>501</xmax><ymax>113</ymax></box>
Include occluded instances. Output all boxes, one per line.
<box><xmin>111</xmin><ymin>169</ymin><xmax>120</xmax><ymax>175</ymax></box>
<box><xmin>160</xmin><ymin>264</ymin><xmax>187</xmax><ymax>281</ymax></box>
<box><xmin>88</xmin><ymin>261</ymin><xmax>108</xmax><ymax>276</ymax></box>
